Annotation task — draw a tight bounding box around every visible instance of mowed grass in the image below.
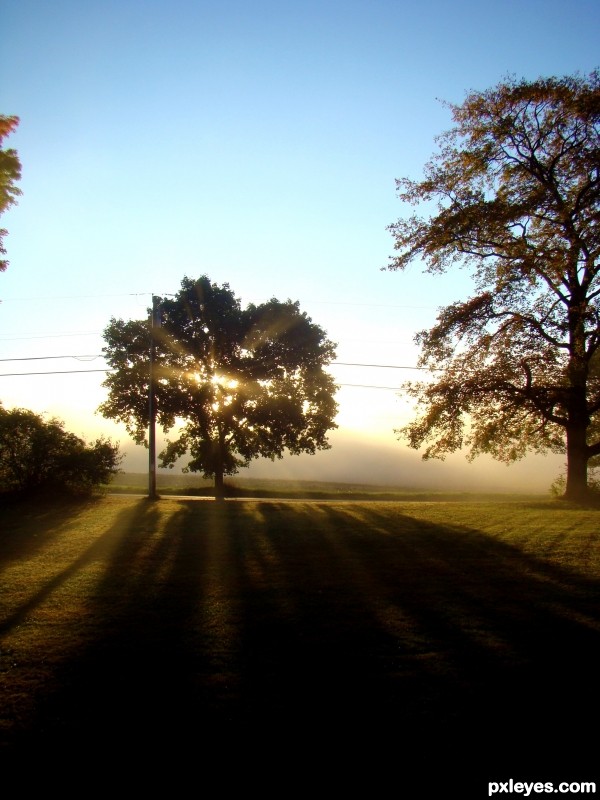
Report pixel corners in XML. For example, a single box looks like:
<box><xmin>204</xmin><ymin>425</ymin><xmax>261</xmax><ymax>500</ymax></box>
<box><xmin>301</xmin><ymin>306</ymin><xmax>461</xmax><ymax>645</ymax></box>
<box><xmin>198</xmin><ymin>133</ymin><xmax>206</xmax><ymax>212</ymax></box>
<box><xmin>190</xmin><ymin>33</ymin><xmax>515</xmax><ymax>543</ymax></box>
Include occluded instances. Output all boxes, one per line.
<box><xmin>1</xmin><ymin>494</ymin><xmax>599</xmax><ymax>779</ymax></box>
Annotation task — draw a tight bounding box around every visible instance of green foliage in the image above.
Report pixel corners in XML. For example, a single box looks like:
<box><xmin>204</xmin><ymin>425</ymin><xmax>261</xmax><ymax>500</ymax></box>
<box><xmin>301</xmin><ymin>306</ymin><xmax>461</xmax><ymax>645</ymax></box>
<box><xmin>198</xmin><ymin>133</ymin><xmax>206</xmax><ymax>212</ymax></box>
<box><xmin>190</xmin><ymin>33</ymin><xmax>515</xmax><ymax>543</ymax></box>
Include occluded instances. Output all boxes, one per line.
<box><xmin>0</xmin><ymin>115</ymin><xmax>22</xmax><ymax>272</ymax></box>
<box><xmin>100</xmin><ymin>276</ymin><xmax>338</xmax><ymax>492</ymax></box>
<box><xmin>0</xmin><ymin>406</ymin><xmax>121</xmax><ymax>495</ymax></box>
<box><xmin>387</xmin><ymin>71</ymin><xmax>600</xmax><ymax>500</ymax></box>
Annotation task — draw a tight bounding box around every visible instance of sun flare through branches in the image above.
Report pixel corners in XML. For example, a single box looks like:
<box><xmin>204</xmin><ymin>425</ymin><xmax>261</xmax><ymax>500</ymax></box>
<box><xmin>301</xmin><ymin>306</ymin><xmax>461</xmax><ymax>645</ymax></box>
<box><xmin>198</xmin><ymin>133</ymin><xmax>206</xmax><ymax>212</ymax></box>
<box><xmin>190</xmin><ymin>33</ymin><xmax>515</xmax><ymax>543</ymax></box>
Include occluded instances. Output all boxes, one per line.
<box><xmin>100</xmin><ymin>276</ymin><xmax>338</xmax><ymax>497</ymax></box>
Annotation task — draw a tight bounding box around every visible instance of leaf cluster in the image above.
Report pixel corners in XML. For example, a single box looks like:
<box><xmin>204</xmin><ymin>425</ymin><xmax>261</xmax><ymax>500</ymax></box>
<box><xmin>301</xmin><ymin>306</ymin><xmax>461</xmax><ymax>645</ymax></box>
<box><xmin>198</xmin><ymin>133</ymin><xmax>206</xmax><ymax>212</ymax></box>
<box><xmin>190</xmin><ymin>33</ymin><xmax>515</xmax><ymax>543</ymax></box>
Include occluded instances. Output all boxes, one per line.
<box><xmin>0</xmin><ymin>116</ymin><xmax>22</xmax><ymax>272</ymax></box>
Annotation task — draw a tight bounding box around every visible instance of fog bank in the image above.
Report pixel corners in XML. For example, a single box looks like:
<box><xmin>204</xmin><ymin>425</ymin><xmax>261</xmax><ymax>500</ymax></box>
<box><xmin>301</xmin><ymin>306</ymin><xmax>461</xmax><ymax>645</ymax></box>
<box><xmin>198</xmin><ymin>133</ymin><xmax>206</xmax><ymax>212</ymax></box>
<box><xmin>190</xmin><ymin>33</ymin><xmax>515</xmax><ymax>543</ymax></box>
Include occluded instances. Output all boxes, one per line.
<box><xmin>120</xmin><ymin>428</ymin><xmax>563</xmax><ymax>494</ymax></box>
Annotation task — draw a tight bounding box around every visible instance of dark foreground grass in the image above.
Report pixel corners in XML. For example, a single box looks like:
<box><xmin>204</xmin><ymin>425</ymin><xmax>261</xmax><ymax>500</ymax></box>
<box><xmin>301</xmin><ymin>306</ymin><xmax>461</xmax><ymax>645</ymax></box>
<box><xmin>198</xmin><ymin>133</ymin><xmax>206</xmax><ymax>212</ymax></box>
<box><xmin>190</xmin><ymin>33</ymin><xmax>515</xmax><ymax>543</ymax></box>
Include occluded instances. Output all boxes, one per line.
<box><xmin>1</xmin><ymin>495</ymin><xmax>599</xmax><ymax>789</ymax></box>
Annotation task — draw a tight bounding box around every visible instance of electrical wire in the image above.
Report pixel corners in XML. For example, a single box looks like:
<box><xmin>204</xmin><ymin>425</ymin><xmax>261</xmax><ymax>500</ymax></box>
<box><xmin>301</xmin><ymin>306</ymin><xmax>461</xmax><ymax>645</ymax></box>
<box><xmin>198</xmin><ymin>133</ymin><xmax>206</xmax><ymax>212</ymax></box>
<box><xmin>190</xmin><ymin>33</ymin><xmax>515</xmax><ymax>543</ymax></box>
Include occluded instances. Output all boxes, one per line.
<box><xmin>0</xmin><ymin>355</ymin><xmax>102</xmax><ymax>362</ymax></box>
<box><xmin>0</xmin><ymin>355</ymin><xmax>429</xmax><ymax>370</ymax></box>
<box><xmin>333</xmin><ymin>362</ymin><xmax>422</xmax><ymax>370</ymax></box>
<box><xmin>0</xmin><ymin>371</ymin><xmax>404</xmax><ymax>389</ymax></box>
<box><xmin>0</xmin><ymin>369</ymin><xmax>109</xmax><ymax>376</ymax></box>
<box><xmin>0</xmin><ymin>332</ymin><xmax>102</xmax><ymax>341</ymax></box>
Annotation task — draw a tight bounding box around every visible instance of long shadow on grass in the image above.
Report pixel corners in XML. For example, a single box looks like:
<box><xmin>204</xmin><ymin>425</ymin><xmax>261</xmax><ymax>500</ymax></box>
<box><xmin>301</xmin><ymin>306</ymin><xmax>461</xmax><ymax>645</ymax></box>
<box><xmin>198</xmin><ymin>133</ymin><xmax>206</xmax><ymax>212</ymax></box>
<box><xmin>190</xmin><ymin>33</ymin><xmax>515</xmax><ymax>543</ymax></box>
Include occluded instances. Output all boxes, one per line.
<box><xmin>0</xmin><ymin>499</ymin><xmax>148</xmax><ymax>636</ymax></box>
<box><xmin>7</xmin><ymin>499</ymin><xmax>600</xmax><ymax>779</ymax></box>
<box><xmin>0</xmin><ymin>496</ymin><xmax>104</xmax><ymax>566</ymax></box>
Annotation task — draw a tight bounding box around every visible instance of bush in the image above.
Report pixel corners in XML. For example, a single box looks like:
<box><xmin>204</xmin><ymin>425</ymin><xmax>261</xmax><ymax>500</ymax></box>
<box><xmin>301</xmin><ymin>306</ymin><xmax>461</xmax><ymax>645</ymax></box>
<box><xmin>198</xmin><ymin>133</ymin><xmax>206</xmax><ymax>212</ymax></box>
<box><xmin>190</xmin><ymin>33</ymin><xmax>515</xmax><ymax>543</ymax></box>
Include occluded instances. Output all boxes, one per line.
<box><xmin>550</xmin><ymin>469</ymin><xmax>600</xmax><ymax>500</ymax></box>
<box><xmin>0</xmin><ymin>406</ymin><xmax>121</xmax><ymax>496</ymax></box>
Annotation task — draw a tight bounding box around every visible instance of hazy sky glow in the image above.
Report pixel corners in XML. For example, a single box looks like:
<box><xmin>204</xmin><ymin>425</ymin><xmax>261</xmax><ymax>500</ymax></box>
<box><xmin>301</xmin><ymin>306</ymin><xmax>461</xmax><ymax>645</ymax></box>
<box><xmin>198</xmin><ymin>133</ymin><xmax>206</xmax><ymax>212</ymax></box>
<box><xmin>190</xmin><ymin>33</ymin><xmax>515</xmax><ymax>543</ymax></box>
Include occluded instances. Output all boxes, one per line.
<box><xmin>1</xmin><ymin>0</ymin><xmax>598</xmax><ymax>490</ymax></box>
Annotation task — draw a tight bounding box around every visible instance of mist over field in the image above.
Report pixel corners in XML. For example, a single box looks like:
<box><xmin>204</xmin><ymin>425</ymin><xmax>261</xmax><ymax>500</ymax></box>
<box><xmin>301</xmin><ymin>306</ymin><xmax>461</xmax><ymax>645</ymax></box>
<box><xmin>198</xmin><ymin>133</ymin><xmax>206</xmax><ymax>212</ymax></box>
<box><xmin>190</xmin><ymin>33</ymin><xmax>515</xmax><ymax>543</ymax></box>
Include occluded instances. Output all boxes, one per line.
<box><xmin>119</xmin><ymin>427</ymin><xmax>564</xmax><ymax>494</ymax></box>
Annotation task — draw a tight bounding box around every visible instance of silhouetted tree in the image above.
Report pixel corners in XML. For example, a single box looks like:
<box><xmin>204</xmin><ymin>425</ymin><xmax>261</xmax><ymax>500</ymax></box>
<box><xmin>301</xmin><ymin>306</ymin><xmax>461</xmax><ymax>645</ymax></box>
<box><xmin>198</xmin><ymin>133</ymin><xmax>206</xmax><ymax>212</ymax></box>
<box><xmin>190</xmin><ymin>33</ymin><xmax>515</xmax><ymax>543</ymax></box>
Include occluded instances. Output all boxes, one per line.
<box><xmin>387</xmin><ymin>71</ymin><xmax>600</xmax><ymax>501</ymax></box>
<box><xmin>100</xmin><ymin>276</ymin><xmax>338</xmax><ymax>497</ymax></box>
<box><xmin>0</xmin><ymin>406</ymin><xmax>121</xmax><ymax>495</ymax></box>
<box><xmin>0</xmin><ymin>116</ymin><xmax>21</xmax><ymax>272</ymax></box>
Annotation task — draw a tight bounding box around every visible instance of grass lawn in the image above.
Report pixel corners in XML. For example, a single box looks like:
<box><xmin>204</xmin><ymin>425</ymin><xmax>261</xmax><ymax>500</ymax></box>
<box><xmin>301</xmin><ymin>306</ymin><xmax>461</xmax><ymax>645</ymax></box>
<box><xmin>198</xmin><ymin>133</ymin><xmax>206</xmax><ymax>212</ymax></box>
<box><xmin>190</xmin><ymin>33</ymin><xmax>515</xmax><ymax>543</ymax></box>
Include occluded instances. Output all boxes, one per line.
<box><xmin>1</xmin><ymin>493</ymin><xmax>599</xmax><ymax>787</ymax></box>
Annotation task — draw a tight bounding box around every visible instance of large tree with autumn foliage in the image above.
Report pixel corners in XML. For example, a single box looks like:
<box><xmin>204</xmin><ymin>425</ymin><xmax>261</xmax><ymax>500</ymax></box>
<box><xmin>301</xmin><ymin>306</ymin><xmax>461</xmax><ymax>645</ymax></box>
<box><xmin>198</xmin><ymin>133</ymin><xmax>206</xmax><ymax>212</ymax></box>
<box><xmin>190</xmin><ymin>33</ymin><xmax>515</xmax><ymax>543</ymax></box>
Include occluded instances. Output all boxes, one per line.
<box><xmin>387</xmin><ymin>71</ymin><xmax>600</xmax><ymax>500</ymax></box>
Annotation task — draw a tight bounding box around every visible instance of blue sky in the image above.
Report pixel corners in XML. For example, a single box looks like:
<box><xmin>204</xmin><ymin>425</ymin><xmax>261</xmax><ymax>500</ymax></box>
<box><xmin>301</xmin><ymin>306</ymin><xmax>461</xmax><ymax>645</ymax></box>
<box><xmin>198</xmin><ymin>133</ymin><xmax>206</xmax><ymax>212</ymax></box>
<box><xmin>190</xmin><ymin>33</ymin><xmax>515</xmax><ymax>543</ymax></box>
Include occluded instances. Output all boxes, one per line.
<box><xmin>0</xmin><ymin>0</ymin><xmax>598</xmax><ymax>489</ymax></box>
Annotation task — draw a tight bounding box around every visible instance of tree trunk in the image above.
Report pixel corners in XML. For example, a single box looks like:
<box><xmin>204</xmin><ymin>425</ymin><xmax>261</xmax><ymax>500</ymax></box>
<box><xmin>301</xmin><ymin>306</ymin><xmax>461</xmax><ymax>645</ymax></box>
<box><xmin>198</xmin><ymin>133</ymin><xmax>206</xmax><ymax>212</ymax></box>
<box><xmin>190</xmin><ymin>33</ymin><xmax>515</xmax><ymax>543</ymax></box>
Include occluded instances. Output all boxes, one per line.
<box><xmin>213</xmin><ymin>429</ymin><xmax>226</xmax><ymax>501</ymax></box>
<box><xmin>214</xmin><ymin>468</ymin><xmax>225</xmax><ymax>500</ymax></box>
<box><xmin>564</xmin><ymin>302</ymin><xmax>591</xmax><ymax>502</ymax></box>
<box><xmin>564</xmin><ymin>420</ymin><xmax>589</xmax><ymax>501</ymax></box>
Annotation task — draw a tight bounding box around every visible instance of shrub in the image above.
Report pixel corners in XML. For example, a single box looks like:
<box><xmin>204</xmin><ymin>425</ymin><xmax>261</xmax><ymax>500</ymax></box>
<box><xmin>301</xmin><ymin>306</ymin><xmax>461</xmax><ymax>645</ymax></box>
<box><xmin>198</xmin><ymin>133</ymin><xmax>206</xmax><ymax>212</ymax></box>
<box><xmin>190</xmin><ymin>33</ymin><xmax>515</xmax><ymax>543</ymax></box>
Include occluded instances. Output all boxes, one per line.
<box><xmin>0</xmin><ymin>406</ymin><xmax>121</xmax><ymax>496</ymax></box>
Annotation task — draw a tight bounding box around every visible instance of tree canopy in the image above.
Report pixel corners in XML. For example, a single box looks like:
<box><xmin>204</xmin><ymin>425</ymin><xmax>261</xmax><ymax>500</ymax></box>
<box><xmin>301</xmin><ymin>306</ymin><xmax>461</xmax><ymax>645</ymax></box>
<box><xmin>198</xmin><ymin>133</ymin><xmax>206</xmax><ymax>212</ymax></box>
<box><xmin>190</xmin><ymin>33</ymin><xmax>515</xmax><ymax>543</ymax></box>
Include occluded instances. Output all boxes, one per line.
<box><xmin>100</xmin><ymin>276</ymin><xmax>338</xmax><ymax>496</ymax></box>
<box><xmin>0</xmin><ymin>115</ymin><xmax>22</xmax><ymax>273</ymax></box>
<box><xmin>387</xmin><ymin>71</ymin><xmax>600</xmax><ymax>500</ymax></box>
<box><xmin>0</xmin><ymin>406</ymin><xmax>121</xmax><ymax>496</ymax></box>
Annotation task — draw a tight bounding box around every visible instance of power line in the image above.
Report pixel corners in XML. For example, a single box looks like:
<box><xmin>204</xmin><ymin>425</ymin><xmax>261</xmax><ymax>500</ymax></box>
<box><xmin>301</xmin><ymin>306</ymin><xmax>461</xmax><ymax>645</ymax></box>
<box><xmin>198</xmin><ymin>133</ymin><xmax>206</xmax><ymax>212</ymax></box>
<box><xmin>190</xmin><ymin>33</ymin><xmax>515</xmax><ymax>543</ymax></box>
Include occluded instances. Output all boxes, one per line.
<box><xmin>338</xmin><ymin>384</ymin><xmax>402</xmax><ymax>390</ymax></box>
<box><xmin>1</xmin><ymin>292</ymin><xmax>154</xmax><ymax>301</ymax></box>
<box><xmin>333</xmin><ymin>361</ymin><xmax>423</xmax><ymax>370</ymax></box>
<box><xmin>0</xmin><ymin>369</ymin><xmax>108</xmax><ymax>376</ymax></box>
<box><xmin>0</xmin><ymin>355</ymin><xmax>430</xmax><ymax>370</ymax></box>
<box><xmin>1</xmin><ymin>292</ymin><xmax>433</xmax><ymax>310</ymax></box>
<box><xmin>0</xmin><ymin>331</ymin><xmax>102</xmax><ymax>341</ymax></box>
<box><xmin>0</xmin><ymin>354</ymin><xmax>102</xmax><ymax>362</ymax></box>
<box><xmin>0</xmin><ymin>368</ymin><xmax>409</xmax><ymax>389</ymax></box>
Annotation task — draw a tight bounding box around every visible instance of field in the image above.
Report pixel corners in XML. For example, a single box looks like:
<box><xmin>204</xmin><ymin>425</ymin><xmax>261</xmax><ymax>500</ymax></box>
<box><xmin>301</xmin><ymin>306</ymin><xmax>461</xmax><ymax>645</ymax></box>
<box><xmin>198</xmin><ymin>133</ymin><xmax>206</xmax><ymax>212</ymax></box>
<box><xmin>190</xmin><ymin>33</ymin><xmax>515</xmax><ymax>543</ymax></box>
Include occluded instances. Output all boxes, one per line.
<box><xmin>108</xmin><ymin>470</ymin><xmax>543</xmax><ymax>500</ymax></box>
<box><xmin>1</xmin><ymin>491</ymin><xmax>599</xmax><ymax>787</ymax></box>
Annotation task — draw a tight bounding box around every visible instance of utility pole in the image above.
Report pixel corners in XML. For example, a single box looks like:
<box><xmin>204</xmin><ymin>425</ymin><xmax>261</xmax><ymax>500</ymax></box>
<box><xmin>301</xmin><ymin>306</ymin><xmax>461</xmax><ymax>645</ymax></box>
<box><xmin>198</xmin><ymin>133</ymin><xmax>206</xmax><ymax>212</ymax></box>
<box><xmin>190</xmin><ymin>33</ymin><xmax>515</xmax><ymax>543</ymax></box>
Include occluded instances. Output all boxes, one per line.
<box><xmin>148</xmin><ymin>295</ymin><xmax>160</xmax><ymax>500</ymax></box>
